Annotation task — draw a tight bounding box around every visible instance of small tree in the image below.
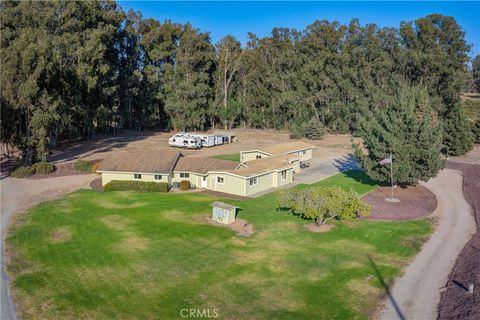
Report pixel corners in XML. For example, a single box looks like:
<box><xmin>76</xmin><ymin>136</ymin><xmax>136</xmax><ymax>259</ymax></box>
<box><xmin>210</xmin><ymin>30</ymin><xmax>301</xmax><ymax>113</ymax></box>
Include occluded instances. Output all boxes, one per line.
<box><xmin>354</xmin><ymin>87</ymin><xmax>445</xmax><ymax>185</ymax></box>
<box><xmin>304</xmin><ymin>118</ymin><xmax>325</xmax><ymax>140</ymax></box>
<box><xmin>278</xmin><ymin>187</ymin><xmax>370</xmax><ymax>226</ymax></box>
<box><xmin>443</xmin><ymin>106</ymin><xmax>474</xmax><ymax>156</ymax></box>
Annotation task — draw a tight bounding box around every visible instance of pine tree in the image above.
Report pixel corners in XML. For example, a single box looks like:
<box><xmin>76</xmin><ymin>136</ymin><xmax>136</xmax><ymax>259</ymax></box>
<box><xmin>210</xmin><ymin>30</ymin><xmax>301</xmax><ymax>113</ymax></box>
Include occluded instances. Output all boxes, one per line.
<box><xmin>304</xmin><ymin>118</ymin><xmax>325</xmax><ymax>140</ymax></box>
<box><xmin>443</xmin><ymin>106</ymin><xmax>474</xmax><ymax>156</ymax></box>
<box><xmin>354</xmin><ymin>87</ymin><xmax>445</xmax><ymax>185</ymax></box>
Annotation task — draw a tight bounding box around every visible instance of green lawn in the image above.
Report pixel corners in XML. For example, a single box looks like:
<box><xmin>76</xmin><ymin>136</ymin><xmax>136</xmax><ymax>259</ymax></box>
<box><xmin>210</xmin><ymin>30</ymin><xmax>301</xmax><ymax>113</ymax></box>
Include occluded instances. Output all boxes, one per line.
<box><xmin>209</xmin><ymin>153</ymin><xmax>240</xmax><ymax>162</ymax></box>
<box><xmin>7</xmin><ymin>171</ymin><xmax>431</xmax><ymax>319</ymax></box>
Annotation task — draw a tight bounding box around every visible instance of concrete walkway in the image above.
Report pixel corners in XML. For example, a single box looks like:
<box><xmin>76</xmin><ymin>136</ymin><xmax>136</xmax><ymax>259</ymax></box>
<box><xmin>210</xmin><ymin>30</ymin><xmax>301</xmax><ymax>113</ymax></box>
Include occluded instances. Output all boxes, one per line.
<box><xmin>1</xmin><ymin>174</ymin><xmax>96</xmax><ymax>320</ymax></box>
<box><xmin>379</xmin><ymin>169</ymin><xmax>476</xmax><ymax>320</ymax></box>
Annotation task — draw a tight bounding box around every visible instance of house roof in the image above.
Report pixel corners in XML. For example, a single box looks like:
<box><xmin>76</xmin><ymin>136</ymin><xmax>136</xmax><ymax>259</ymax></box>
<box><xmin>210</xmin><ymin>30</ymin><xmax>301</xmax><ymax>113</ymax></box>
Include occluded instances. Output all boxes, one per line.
<box><xmin>243</xmin><ymin>141</ymin><xmax>315</xmax><ymax>155</ymax></box>
<box><xmin>219</xmin><ymin>154</ymin><xmax>300</xmax><ymax>177</ymax></box>
<box><xmin>98</xmin><ymin>149</ymin><xmax>181</xmax><ymax>174</ymax></box>
<box><xmin>175</xmin><ymin>157</ymin><xmax>239</xmax><ymax>174</ymax></box>
<box><xmin>210</xmin><ymin>201</ymin><xmax>238</xmax><ymax>210</ymax></box>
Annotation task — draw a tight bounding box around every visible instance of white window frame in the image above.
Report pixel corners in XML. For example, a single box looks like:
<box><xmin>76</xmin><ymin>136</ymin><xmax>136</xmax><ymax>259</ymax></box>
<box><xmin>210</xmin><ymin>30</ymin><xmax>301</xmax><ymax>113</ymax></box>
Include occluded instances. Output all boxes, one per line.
<box><xmin>154</xmin><ymin>174</ymin><xmax>162</xmax><ymax>180</ymax></box>
<box><xmin>134</xmin><ymin>173</ymin><xmax>142</xmax><ymax>180</ymax></box>
<box><xmin>180</xmin><ymin>172</ymin><xmax>190</xmax><ymax>178</ymax></box>
<box><xmin>301</xmin><ymin>150</ymin><xmax>306</xmax><ymax>155</ymax></box>
<box><xmin>249</xmin><ymin>177</ymin><xmax>258</xmax><ymax>186</ymax></box>
<box><xmin>281</xmin><ymin>170</ymin><xmax>287</xmax><ymax>181</ymax></box>
<box><xmin>267</xmin><ymin>173</ymin><xmax>272</xmax><ymax>179</ymax></box>
<box><xmin>217</xmin><ymin>176</ymin><xmax>225</xmax><ymax>184</ymax></box>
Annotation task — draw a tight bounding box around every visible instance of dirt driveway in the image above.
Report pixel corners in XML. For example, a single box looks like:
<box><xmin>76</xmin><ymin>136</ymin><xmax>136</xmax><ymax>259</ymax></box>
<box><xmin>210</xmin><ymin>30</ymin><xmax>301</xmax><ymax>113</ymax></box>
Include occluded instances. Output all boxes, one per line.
<box><xmin>379</xmin><ymin>169</ymin><xmax>476</xmax><ymax>320</ymax></box>
<box><xmin>1</xmin><ymin>174</ymin><xmax>97</xmax><ymax>320</ymax></box>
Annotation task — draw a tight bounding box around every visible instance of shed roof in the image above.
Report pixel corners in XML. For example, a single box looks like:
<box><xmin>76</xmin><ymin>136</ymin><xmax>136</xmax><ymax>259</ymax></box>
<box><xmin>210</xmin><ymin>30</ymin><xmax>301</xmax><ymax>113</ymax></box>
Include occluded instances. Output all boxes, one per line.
<box><xmin>210</xmin><ymin>201</ymin><xmax>238</xmax><ymax>210</ymax></box>
<box><xmin>98</xmin><ymin>149</ymin><xmax>181</xmax><ymax>174</ymax></box>
<box><xmin>243</xmin><ymin>141</ymin><xmax>315</xmax><ymax>155</ymax></box>
<box><xmin>175</xmin><ymin>157</ymin><xmax>239</xmax><ymax>174</ymax></box>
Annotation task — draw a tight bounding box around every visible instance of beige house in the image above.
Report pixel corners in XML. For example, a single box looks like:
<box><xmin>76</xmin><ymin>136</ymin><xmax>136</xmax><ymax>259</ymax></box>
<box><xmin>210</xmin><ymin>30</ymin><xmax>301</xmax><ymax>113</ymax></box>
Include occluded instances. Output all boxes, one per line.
<box><xmin>98</xmin><ymin>141</ymin><xmax>314</xmax><ymax>197</ymax></box>
<box><xmin>240</xmin><ymin>141</ymin><xmax>315</xmax><ymax>166</ymax></box>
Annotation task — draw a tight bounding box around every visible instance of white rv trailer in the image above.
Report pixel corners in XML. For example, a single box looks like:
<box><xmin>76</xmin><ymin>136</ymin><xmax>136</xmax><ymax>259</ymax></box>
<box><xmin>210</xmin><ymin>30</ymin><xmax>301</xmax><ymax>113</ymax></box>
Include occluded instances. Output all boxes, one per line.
<box><xmin>190</xmin><ymin>134</ymin><xmax>215</xmax><ymax>147</ymax></box>
<box><xmin>168</xmin><ymin>134</ymin><xmax>201</xmax><ymax>149</ymax></box>
<box><xmin>213</xmin><ymin>135</ymin><xmax>225</xmax><ymax>145</ymax></box>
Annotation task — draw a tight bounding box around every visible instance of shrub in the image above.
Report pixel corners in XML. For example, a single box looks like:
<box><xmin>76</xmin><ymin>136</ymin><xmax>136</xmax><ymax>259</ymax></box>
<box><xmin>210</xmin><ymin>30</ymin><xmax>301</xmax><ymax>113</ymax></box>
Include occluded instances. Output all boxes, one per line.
<box><xmin>471</xmin><ymin>119</ymin><xmax>480</xmax><ymax>144</ymax></box>
<box><xmin>32</xmin><ymin>162</ymin><xmax>55</xmax><ymax>174</ymax></box>
<box><xmin>90</xmin><ymin>162</ymin><xmax>100</xmax><ymax>174</ymax></box>
<box><xmin>278</xmin><ymin>187</ymin><xmax>371</xmax><ymax>226</ymax></box>
<box><xmin>10</xmin><ymin>166</ymin><xmax>35</xmax><ymax>178</ymax></box>
<box><xmin>104</xmin><ymin>180</ymin><xmax>169</xmax><ymax>192</ymax></box>
<box><xmin>74</xmin><ymin>159</ymin><xmax>92</xmax><ymax>172</ymax></box>
<box><xmin>289</xmin><ymin>122</ymin><xmax>306</xmax><ymax>139</ymax></box>
<box><xmin>180</xmin><ymin>180</ymin><xmax>190</xmax><ymax>190</ymax></box>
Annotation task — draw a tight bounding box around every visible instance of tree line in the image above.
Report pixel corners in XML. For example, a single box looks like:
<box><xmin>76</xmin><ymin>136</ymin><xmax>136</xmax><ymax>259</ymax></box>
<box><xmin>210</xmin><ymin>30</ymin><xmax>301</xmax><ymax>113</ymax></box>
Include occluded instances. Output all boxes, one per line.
<box><xmin>0</xmin><ymin>0</ymin><xmax>477</xmax><ymax>163</ymax></box>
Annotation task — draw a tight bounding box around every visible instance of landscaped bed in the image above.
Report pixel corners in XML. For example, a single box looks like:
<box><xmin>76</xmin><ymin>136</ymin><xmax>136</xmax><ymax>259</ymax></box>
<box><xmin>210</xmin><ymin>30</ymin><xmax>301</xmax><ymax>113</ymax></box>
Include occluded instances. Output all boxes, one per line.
<box><xmin>6</xmin><ymin>171</ymin><xmax>433</xmax><ymax>319</ymax></box>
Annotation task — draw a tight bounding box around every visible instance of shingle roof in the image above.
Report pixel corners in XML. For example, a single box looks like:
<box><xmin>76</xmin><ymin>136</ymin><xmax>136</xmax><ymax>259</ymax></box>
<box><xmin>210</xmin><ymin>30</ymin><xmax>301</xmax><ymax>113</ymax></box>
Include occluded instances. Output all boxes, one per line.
<box><xmin>175</xmin><ymin>157</ymin><xmax>239</xmax><ymax>174</ymax></box>
<box><xmin>98</xmin><ymin>149</ymin><xmax>181</xmax><ymax>174</ymax></box>
<box><xmin>219</xmin><ymin>154</ymin><xmax>301</xmax><ymax>177</ymax></box>
<box><xmin>254</xmin><ymin>141</ymin><xmax>316</xmax><ymax>155</ymax></box>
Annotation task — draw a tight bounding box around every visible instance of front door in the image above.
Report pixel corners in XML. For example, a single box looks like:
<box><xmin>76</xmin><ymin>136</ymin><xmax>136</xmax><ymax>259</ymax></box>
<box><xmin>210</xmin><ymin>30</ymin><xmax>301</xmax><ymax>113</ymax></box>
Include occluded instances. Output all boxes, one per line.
<box><xmin>201</xmin><ymin>176</ymin><xmax>207</xmax><ymax>188</ymax></box>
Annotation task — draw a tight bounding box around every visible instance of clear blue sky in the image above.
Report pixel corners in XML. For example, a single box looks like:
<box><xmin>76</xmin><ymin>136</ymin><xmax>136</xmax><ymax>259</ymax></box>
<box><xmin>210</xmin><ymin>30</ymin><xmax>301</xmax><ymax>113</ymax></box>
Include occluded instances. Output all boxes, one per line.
<box><xmin>118</xmin><ymin>1</ymin><xmax>480</xmax><ymax>57</ymax></box>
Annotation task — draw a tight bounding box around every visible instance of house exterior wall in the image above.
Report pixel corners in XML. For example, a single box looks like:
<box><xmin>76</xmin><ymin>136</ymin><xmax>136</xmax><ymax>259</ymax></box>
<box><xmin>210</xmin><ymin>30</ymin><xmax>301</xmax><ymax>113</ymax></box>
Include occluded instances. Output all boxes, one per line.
<box><xmin>208</xmin><ymin>173</ymin><xmax>246</xmax><ymax>196</ymax></box>
<box><xmin>171</xmin><ymin>172</ymin><xmax>204</xmax><ymax>188</ymax></box>
<box><xmin>245</xmin><ymin>172</ymin><xmax>275</xmax><ymax>196</ymax></box>
<box><xmin>286</xmin><ymin>148</ymin><xmax>313</xmax><ymax>161</ymax></box>
<box><xmin>240</xmin><ymin>151</ymin><xmax>271</xmax><ymax>162</ymax></box>
<box><xmin>275</xmin><ymin>168</ymin><xmax>294</xmax><ymax>188</ymax></box>
<box><xmin>101</xmin><ymin>172</ymin><xmax>170</xmax><ymax>186</ymax></box>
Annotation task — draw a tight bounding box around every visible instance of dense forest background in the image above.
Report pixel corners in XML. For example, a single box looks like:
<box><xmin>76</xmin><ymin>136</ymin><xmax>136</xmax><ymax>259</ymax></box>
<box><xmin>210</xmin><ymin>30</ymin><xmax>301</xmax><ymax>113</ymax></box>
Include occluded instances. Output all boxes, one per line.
<box><xmin>1</xmin><ymin>0</ymin><xmax>479</xmax><ymax>162</ymax></box>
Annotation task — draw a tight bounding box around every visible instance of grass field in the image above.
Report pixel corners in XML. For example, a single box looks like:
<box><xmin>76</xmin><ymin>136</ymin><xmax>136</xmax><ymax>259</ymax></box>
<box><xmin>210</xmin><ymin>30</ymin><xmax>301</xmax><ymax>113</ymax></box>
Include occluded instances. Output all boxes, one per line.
<box><xmin>209</xmin><ymin>153</ymin><xmax>241</xmax><ymax>162</ymax></box>
<box><xmin>7</xmin><ymin>172</ymin><xmax>431</xmax><ymax>319</ymax></box>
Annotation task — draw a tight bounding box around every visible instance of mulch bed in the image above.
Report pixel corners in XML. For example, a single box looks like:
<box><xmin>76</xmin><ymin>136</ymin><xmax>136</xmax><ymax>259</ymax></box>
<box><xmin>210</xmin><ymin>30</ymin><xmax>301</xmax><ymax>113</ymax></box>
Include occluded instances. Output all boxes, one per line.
<box><xmin>304</xmin><ymin>223</ymin><xmax>335</xmax><ymax>233</ymax></box>
<box><xmin>90</xmin><ymin>177</ymin><xmax>104</xmax><ymax>192</ymax></box>
<box><xmin>437</xmin><ymin>162</ymin><xmax>480</xmax><ymax>320</ymax></box>
<box><xmin>362</xmin><ymin>185</ymin><xmax>437</xmax><ymax>221</ymax></box>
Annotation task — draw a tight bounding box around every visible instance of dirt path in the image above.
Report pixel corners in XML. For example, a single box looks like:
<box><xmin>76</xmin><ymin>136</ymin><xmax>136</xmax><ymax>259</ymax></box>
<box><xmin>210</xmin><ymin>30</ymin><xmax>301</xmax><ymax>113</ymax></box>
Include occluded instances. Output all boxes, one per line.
<box><xmin>1</xmin><ymin>174</ymin><xmax>96</xmax><ymax>320</ymax></box>
<box><xmin>379</xmin><ymin>169</ymin><xmax>476</xmax><ymax>320</ymax></box>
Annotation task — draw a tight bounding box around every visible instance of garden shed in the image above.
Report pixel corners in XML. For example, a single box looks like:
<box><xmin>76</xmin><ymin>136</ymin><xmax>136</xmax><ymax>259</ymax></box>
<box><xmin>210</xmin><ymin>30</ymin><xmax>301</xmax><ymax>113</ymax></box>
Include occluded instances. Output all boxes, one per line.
<box><xmin>211</xmin><ymin>202</ymin><xmax>238</xmax><ymax>225</ymax></box>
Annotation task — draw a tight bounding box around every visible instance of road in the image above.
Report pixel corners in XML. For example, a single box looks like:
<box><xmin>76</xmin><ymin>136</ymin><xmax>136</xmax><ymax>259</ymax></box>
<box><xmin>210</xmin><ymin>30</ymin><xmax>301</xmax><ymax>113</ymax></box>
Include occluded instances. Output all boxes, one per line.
<box><xmin>1</xmin><ymin>174</ymin><xmax>96</xmax><ymax>320</ymax></box>
<box><xmin>379</xmin><ymin>169</ymin><xmax>476</xmax><ymax>320</ymax></box>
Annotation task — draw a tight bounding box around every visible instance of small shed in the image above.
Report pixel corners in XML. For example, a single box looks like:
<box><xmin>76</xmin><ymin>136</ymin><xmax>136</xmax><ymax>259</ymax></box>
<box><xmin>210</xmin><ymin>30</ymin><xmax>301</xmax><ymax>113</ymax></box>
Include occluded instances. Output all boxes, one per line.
<box><xmin>210</xmin><ymin>201</ymin><xmax>238</xmax><ymax>225</ymax></box>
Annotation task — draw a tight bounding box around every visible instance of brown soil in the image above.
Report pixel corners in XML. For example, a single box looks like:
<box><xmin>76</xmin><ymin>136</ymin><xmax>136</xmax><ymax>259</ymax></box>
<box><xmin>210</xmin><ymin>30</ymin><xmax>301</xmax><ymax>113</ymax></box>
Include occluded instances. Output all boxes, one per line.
<box><xmin>90</xmin><ymin>177</ymin><xmax>103</xmax><ymax>192</ymax></box>
<box><xmin>438</xmin><ymin>162</ymin><xmax>480</xmax><ymax>320</ymax></box>
<box><xmin>197</xmin><ymin>216</ymin><xmax>255</xmax><ymax>237</ymax></box>
<box><xmin>362</xmin><ymin>185</ymin><xmax>437</xmax><ymax>221</ymax></box>
<box><xmin>28</xmin><ymin>159</ymin><xmax>101</xmax><ymax>180</ymax></box>
<box><xmin>304</xmin><ymin>223</ymin><xmax>335</xmax><ymax>233</ymax></box>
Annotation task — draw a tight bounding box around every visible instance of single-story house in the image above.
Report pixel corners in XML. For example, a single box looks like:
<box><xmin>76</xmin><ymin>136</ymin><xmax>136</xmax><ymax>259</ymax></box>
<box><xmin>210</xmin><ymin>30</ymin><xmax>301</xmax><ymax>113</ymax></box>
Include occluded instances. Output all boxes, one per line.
<box><xmin>97</xmin><ymin>141</ymin><xmax>312</xmax><ymax>197</ymax></box>
<box><xmin>97</xmin><ymin>149</ymin><xmax>181</xmax><ymax>185</ymax></box>
<box><xmin>240</xmin><ymin>141</ymin><xmax>315</xmax><ymax>167</ymax></box>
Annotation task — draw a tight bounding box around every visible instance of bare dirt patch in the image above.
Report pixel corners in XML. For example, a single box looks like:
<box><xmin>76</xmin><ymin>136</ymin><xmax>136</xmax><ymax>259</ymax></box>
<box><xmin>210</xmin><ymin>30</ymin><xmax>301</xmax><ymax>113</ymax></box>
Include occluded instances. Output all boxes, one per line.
<box><xmin>195</xmin><ymin>216</ymin><xmax>255</xmax><ymax>237</ymax></box>
<box><xmin>100</xmin><ymin>215</ymin><xmax>132</xmax><ymax>230</ymax></box>
<box><xmin>362</xmin><ymin>185</ymin><xmax>437</xmax><ymax>221</ymax></box>
<box><xmin>50</xmin><ymin>227</ymin><xmax>72</xmax><ymax>243</ymax></box>
<box><xmin>304</xmin><ymin>223</ymin><xmax>336</xmax><ymax>233</ymax></box>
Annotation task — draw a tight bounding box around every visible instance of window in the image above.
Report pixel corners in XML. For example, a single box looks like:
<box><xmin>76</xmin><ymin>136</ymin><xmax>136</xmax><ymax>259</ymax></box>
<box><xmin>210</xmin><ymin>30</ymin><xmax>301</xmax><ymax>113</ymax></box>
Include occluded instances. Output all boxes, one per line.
<box><xmin>267</xmin><ymin>173</ymin><xmax>272</xmax><ymax>179</ymax></box>
<box><xmin>249</xmin><ymin>177</ymin><xmax>258</xmax><ymax>186</ymax></box>
<box><xmin>154</xmin><ymin>175</ymin><xmax>162</xmax><ymax>180</ymax></box>
<box><xmin>256</xmin><ymin>155</ymin><xmax>262</xmax><ymax>159</ymax></box>
<box><xmin>301</xmin><ymin>150</ymin><xmax>306</xmax><ymax>155</ymax></box>
<box><xmin>134</xmin><ymin>173</ymin><xmax>142</xmax><ymax>179</ymax></box>
<box><xmin>281</xmin><ymin>170</ymin><xmax>287</xmax><ymax>180</ymax></box>
<box><xmin>217</xmin><ymin>176</ymin><xmax>224</xmax><ymax>184</ymax></box>
<box><xmin>180</xmin><ymin>173</ymin><xmax>189</xmax><ymax>178</ymax></box>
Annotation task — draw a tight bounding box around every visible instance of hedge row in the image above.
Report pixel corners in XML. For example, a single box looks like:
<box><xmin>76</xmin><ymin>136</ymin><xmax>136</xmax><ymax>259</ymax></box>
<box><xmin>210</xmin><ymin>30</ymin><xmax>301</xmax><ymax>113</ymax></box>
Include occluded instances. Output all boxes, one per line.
<box><xmin>10</xmin><ymin>162</ymin><xmax>55</xmax><ymax>178</ymax></box>
<box><xmin>74</xmin><ymin>159</ymin><xmax>93</xmax><ymax>172</ymax></box>
<box><xmin>104</xmin><ymin>180</ymin><xmax>169</xmax><ymax>192</ymax></box>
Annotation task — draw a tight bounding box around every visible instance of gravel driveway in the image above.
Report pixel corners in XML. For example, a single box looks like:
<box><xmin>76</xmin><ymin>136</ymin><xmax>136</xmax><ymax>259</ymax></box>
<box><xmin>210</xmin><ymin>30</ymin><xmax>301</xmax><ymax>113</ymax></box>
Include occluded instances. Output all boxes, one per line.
<box><xmin>1</xmin><ymin>174</ymin><xmax>96</xmax><ymax>320</ymax></box>
<box><xmin>379</xmin><ymin>169</ymin><xmax>476</xmax><ymax>320</ymax></box>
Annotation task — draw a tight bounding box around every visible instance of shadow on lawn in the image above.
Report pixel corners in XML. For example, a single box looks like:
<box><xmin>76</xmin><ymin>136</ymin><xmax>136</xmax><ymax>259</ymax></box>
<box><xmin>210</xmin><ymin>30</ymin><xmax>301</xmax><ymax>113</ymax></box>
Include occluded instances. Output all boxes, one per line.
<box><xmin>368</xmin><ymin>255</ymin><xmax>406</xmax><ymax>320</ymax></box>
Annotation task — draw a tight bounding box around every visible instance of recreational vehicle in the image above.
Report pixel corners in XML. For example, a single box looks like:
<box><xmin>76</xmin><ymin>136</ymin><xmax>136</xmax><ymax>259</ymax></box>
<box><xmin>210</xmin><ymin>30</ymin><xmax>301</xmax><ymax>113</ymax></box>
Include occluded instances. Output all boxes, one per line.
<box><xmin>191</xmin><ymin>134</ymin><xmax>216</xmax><ymax>147</ymax></box>
<box><xmin>168</xmin><ymin>134</ymin><xmax>201</xmax><ymax>149</ymax></box>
